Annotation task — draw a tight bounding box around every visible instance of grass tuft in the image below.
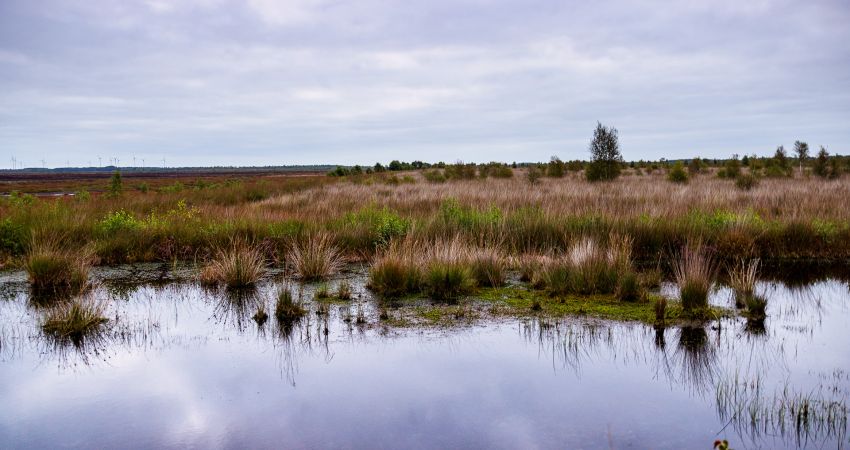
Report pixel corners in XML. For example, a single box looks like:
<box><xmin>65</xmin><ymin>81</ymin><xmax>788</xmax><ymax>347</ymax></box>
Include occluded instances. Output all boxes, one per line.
<box><xmin>672</xmin><ymin>243</ymin><xmax>717</xmax><ymax>313</ymax></box>
<box><xmin>200</xmin><ymin>240</ymin><xmax>266</xmax><ymax>288</ymax></box>
<box><xmin>42</xmin><ymin>296</ymin><xmax>108</xmax><ymax>341</ymax></box>
<box><xmin>25</xmin><ymin>237</ymin><xmax>90</xmax><ymax>295</ymax></box>
<box><xmin>275</xmin><ymin>286</ymin><xmax>306</xmax><ymax>322</ymax></box>
<box><xmin>289</xmin><ymin>233</ymin><xmax>344</xmax><ymax>281</ymax></box>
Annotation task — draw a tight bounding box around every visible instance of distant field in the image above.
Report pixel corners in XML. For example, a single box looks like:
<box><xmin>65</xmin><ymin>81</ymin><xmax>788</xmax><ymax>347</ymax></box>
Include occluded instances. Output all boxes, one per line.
<box><xmin>0</xmin><ymin>168</ymin><xmax>327</xmax><ymax>194</ymax></box>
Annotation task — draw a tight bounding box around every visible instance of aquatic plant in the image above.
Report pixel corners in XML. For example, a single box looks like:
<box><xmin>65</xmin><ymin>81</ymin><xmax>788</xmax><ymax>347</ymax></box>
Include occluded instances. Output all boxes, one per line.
<box><xmin>288</xmin><ymin>233</ymin><xmax>344</xmax><ymax>281</ymax></box>
<box><xmin>672</xmin><ymin>243</ymin><xmax>717</xmax><ymax>313</ymax></box>
<box><xmin>25</xmin><ymin>237</ymin><xmax>90</xmax><ymax>295</ymax></box>
<box><xmin>200</xmin><ymin>240</ymin><xmax>266</xmax><ymax>288</ymax></box>
<box><xmin>41</xmin><ymin>296</ymin><xmax>108</xmax><ymax>342</ymax></box>
<box><xmin>275</xmin><ymin>287</ymin><xmax>305</xmax><ymax>322</ymax></box>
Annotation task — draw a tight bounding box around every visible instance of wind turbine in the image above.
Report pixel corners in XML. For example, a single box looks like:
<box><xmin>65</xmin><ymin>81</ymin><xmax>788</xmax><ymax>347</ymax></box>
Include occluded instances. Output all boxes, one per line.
<box><xmin>11</xmin><ymin>156</ymin><xmax>15</xmax><ymax>170</ymax></box>
<box><xmin>98</xmin><ymin>156</ymin><xmax>102</xmax><ymax>167</ymax></box>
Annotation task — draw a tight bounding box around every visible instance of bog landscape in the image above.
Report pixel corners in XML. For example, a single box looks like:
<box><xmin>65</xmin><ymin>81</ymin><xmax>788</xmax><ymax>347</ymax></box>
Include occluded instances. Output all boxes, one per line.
<box><xmin>2</xmin><ymin>1</ymin><xmax>849</xmax><ymax>449</ymax></box>
<box><xmin>2</xmin><ymin>140</ymin><xmax>850</xmax><ymax>448</ymax></box>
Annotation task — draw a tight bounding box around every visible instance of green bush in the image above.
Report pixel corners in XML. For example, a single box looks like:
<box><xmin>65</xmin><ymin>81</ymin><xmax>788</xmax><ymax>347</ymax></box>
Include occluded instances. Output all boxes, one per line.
<box><xmin>98</xmin><ymin>210</ymin><xmax>142</xmax><ymax>235</ymax></box>
<box><xmin>667</xmin><ymin>162</ymin><xmax>688</xmax><ymax>183</ymax></box>
<box><xmin>0</xmin><ymin>219</ymin><xmax>27</xmax><ymax>255</ymax></box>
<box><xmin>735</xmin><ymin>174</ymin><xmax>758</xmax><ymax>191</ymax></box>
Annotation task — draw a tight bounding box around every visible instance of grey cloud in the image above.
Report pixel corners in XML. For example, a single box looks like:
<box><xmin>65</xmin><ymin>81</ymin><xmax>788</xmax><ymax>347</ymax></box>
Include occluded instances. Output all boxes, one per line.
<box><xmin>1</xmin><ymin>0</ymin><xmax>848</xmax><ymax>166</ymax></box>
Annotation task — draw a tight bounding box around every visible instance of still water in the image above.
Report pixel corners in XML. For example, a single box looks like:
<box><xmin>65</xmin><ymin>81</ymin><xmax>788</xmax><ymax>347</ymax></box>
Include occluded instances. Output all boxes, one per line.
<box><xmin>0</xmin><ymin>266</ymin><xmax>848</xmax><ymax>449</ymax></box>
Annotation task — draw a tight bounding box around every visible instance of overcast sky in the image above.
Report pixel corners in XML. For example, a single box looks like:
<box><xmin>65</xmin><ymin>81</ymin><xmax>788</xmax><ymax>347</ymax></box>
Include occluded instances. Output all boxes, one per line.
<box><xmin>1</xmin><ymin>0</ymin><xmax>849</xmax><ymax>168</ymax></box>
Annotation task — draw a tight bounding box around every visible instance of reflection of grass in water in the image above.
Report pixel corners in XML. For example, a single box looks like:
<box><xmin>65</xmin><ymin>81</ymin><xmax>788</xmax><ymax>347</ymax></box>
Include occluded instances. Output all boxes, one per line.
<box><xmin>716</xmin><ymin>374</ymin><xmax>848</xmax><ymax>447</ymax></box>
<box><xmin>671</xmin><ymin>326</ymin><xmax>718</xmax><ymax>394</ymax></box>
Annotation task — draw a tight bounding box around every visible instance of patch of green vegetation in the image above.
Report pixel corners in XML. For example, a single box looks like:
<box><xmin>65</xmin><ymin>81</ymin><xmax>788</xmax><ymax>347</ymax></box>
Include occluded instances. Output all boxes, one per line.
<box><xmin>476</xmin><ymin>286</ymin><xmax>729</xmax><ymax>325</ymax></box>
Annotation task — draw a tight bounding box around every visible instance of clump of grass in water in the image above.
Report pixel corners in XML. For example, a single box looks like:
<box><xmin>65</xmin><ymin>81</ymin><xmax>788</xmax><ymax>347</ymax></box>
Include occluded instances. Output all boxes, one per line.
<box><xmin>275</xmin><ymin>287</ymin><xmax>305</xmax><ymax>322</ymax></box>
<box><xmin>288</xmin><ymin>233</ymin><xmax>344</xmax><ymax>281</ymax></box>
<box><xmin>368</xmin><ymin>240</ymin><xmax>423</xmax><ymax>297</ymax></box>
<box><xmin>200</xmin><ymin>240</ymin><xmax>266</xmax><ymax>288</ymax></box>
<box><xmin>335</xmin><ymin>280</ymin><xmax>352</xmax><ymax>300</ymax></box>
<box><xmin>537</xmin><ymin>234</ymin><xmax>637</xmax><ymax>299</ymax></box>
<box><xmin>673</xmin><ymin>243</ymin><xmax>717</xmax><ymax>315</ymax></box>
<box><xmin>728</xmin><ymin>258</ymin><xmax>760</xmax><ymax>309</ymax></box>
<box><xmin>42</xmin><ymin>296</ymin><xmax>108</xmax><ymax>342</ymax></box>
<box><xmin>315</xmin><ymin>283</ymin><xmax>331</xmax><ymax>299</ymax></box>
<box><xmin>25</xmin><ymin>237</ymin><xmax>91</xmax><ymax>296</ymax></box>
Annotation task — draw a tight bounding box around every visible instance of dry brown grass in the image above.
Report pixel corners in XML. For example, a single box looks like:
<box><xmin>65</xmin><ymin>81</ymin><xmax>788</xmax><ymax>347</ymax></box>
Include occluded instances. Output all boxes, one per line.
<box><xmin>256</xmin><ymin>171</ymin><xmax>850</xmax><ymax>223</ymax></box>
<box><xmin>200</xmin><ymin>240</ymin><xmax>266</xmax><ymax>288</ymax></box>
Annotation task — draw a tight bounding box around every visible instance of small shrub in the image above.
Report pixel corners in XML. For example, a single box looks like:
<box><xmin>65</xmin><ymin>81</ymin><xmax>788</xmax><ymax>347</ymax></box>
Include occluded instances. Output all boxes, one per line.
<box><xmin>0</xmin><ymin>218</ymin><xmax>27</xmax><ymax>256</ymax></box>
<box><xmin>275</xmin><ymin>287</ymin><xmax>305</xmax><ymax>322</ymax></box>
<box><xmin>42</xmin><ymin>296</ymin><xmax>108</xmax><ymax>342</ymax></box>
<box><xmin>424</xmin><ymin>261</ymin><xmax>475</xmax><ymax>300</ymax></box>
<box><xmin>526</xmin><ymin>166</ymin><xmax>543</xmax><ymax>185</ymax></box>
<box><xmin>735</xmin><ymin>174</ymin><xmax>758</xmax><ymax>191</ymax></box>
<box><xmin>667</xmin><ymin>161</ymin><xmax>688</xmax><ymax>183</ymax></box>
<box><xmin>98</xmin><ymin>210</ymin><xmax>142</xmax><ymax>235</ymax></box>
<box><xmin>288</xmin><ymin>233</ymin><xmax>344</xmax><ymax>281</ymax></box>
<box><xmin>200</xmin><ymin>240</ymin><xmax>266</xmax><ymax>288</ymax></box>
<box><xmin>423</xmin><ymin>169</ymin><xmax>447</xmax><ymax>183</ymax></box>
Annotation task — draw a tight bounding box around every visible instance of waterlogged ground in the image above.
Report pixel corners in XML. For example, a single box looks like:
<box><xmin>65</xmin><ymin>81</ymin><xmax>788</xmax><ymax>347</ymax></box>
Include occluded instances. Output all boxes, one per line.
<box><xmin>0</xmin><ymin>265</ymin><xmax>849</xmax><ymax>449</ymax></box>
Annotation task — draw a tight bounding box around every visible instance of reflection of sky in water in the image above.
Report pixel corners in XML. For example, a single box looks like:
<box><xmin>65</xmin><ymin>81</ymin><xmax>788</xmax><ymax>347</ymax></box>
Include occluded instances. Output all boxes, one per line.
<box><xmin>0</xmin><ymin>268</ymin><xmax>847</xmax><ymax>449</ymax></box>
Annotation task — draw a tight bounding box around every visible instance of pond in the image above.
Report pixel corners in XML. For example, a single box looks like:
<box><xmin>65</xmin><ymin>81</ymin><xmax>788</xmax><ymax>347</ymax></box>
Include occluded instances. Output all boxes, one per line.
<box><xmin>0</xmin><ymin>265</ymin><xmax>848</xmax><ymax>449</ymax></box>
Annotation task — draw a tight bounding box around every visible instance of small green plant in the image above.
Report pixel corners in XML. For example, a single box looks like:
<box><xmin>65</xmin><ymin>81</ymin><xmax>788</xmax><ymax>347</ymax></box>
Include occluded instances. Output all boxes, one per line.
<box><xmin>526</xmin><ymin>165</ymin><xmax>543</xmax><ymax>185</ymax></box>
<box><xmin>275</xmin><ymin>287</ymin><xmax>305</xmax><ymax>322</ymax></box>
<box><xmin>98</xmin><ymin>210</ymin><xmax>142</xmax><ymax>235</ymax></box>
<box><xmin>315</xmin><ymin>284</ymin><xmax>331</xmax><ymax>299</ymax></box>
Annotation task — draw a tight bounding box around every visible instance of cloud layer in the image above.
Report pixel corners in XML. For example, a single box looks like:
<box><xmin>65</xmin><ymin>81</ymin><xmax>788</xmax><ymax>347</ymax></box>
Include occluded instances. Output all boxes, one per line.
<box><xmin>1</xmin><ymin>0</ymin><xmax>849</xmax><ymax>167</ymax></box>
